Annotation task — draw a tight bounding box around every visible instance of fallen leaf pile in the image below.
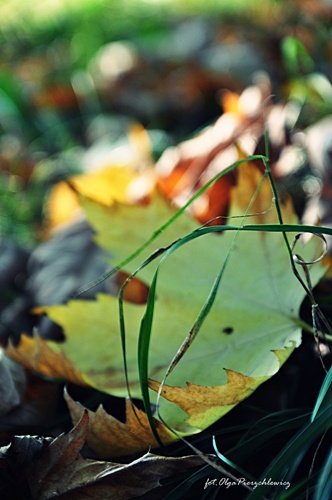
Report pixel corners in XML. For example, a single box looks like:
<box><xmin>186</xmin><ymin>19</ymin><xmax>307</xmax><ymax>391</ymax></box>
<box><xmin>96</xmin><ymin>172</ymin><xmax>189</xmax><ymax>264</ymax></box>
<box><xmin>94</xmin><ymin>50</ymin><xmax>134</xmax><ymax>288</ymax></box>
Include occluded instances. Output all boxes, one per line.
<box><xmin>6</xmin><ymin>133</ymin><xmax>327</xmax><ymax>457</ymax></box>
<box><xmin>0</xmin><ymin>411</ymin><xmax>205</xmax><ymax>499</ymax></box>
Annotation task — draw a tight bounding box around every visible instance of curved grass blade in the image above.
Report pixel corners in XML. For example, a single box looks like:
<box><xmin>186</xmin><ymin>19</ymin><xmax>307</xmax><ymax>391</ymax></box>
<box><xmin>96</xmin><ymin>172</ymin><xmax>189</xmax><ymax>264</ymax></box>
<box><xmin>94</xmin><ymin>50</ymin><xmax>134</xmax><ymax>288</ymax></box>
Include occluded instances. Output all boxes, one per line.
<box><xmin>212</xmin><ymin>435</ymin><xmax>255</xmax><ymax>480</ymax></box>
<box><xmin>118</xmin><ymin>246</ymin><xmax>171</xmax><ymax>405</ymax></box>
<box><xmin>311</xmin><ymin>365</ymin><xmax>332</xmax><ymax>422</ymax></box>
<box><xmin>279</xmin><ymin>474</ymin><xmax>318</xmax><ymax>500</ymax></box>
<box><xmin>263</xmin><ymin>150</ymin><xmax>332</xmax><ymax>361</ymax></box>
<box><xmin>162</xmin><ymin>464</ymin><xmax>210</xmax><ymax>500</ymax></box>
<box><xmin>122</xmin><ymin>217</ymin><xmax>332</xmax><ymax>438</ymax></box>
<box><xmin>247</xmin><ymin>405</ymin><xmax>332</xmax><ymax>500</ymax></box>
<box><xmin>195</xmin><ymin>222</ymin><xmax>332</xmax><ymax>238</ymax></box>
<box><xmin>137</xmin><ymin>268</ymin><xmax>163</xmax><ymax>445</ymax></box>
<box><xmin>115</xmin><ymin>145</ymin><xmax>331</xmax><ymax>442</ymax></box>
<box><xmin>153</xmin><ymin>172</ymin><xmax>269</xmax><ymax>414</ymax></box>
<box><xmin>314</xmin><ymin>446</ymin><xmax>332</xmax><ymax>500</ymax></box>
<box><xmin>121</xmin><ymin>217</ymin><xmax>332</xmax><ymax>415</ymax></box>
<box><xmin>136</xmin><ymin>172</ymin><xmax>268</xmax><ymax>443</ymax></box>
<box><xmin>73</xmin><ymin>154</ymin><xmax>267</xmax><ymax>297</ymax></box>
<box><xmin>227</xmin><ymin>412</ymin><xmax>310</xmax><ymax>464</ymax></box>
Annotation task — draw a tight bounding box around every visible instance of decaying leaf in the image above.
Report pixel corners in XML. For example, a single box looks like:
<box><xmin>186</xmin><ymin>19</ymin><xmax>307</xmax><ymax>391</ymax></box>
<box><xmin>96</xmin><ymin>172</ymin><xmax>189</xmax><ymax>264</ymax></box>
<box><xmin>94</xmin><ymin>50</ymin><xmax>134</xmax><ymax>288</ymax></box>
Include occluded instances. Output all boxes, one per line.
<box><xmin>0</xmin><ymin>412</ymin><xmax>205</xmax><ymax>499</ymax></box>
<box><xmin>6</xmin><ymin>333</ymin><xmax>89</xmax><ymax>387</ymax></box>
<box><xmin>6</xmin><ymin>159</ymin><xmax>327</xmax><ymax>453</ymax></box>
<box><xmin>0</xmin><ymin>434</ymin><xmax>52</xmax><ymax>499</ymax></box>
<box><xmin>27</xmin><ymin>410</ymin><xmax>90</xmax><ymax>499</ymax></box>
<box><xmin>64</xmin><ymin>389</ymin><xmax>177</xmax><ymax>457</ymax></box>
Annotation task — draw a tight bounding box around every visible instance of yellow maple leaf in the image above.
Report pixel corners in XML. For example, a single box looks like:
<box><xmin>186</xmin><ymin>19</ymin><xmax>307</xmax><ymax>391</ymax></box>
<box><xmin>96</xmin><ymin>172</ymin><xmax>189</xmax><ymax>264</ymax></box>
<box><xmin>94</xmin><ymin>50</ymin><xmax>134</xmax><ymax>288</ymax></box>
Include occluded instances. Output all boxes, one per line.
<box><xmin>6</xmin><ymin>158</ymin><xmax>326</xmax><ymax>455</ymax></box>
<box><xmin>149</xmin><ymin>369</ymin><xmax>270</xmax><ymax>429</ymax></box>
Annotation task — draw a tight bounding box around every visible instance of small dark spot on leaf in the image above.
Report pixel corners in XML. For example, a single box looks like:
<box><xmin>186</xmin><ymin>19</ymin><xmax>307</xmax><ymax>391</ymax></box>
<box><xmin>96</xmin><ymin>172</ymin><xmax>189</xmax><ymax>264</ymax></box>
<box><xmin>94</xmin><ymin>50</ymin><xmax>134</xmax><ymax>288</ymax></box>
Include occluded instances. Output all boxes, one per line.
<box><xmin>222</xmin><ymin>327</ymin><xmax>233</xmax><ymax>335</ymax></box>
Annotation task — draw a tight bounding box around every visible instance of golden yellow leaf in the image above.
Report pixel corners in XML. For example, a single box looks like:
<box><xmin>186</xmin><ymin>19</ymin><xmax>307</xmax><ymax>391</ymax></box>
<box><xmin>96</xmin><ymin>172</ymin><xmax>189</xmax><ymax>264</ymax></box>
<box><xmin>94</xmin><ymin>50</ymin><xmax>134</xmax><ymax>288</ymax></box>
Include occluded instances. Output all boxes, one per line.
<box><xmin>149</xmin><ymin>368</ymin><xmax>271</xmax><ymax>429</ymax></box>
<box><xmin>70</xmin><ymin>166</ymin><xmax>154</xmax><ymax>206</ymax></box>
<box><xmin>47</xmin><ymin>164</ymin><xmax>155</xmax><ymax>232</ymax></box>
<box><xmin>46</xmin><ymin>181</ymin><xmax>81</xmax><ymax>231</ymax></box>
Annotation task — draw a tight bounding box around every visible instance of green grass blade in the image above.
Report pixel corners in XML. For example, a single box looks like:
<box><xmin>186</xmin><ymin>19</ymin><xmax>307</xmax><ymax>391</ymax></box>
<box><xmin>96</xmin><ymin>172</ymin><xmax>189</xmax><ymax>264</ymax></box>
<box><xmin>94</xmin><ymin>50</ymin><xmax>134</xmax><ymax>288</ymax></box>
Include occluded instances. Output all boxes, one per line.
<box><xmin>227</xmin><ymin>412</ymin><xmax>309</xmax><ymax>463</ymax></box>
<box><xmin>136</xmin><ymin>171</ymin><xmax>267</xmax><ymax>443</ymax></box>
<box><xmin>137</xmin><ymin>269</ymin><xmax>163</xmax><ymax>445</ymax></box>
<box><xmin>314</xmin><ymin>447</ymin><xmax>332</xmax><ymax>500</ymax></box>
<box><xmin>73</xmin><ymin>154</ymin><xmax>266</xmax><ymax>297</ymax></box>
<box><xmin>311</xmin><ymin>365</ymin><xmax>332</xmax><ymax>422</ymax></box>
<box><xmin>212</xmin><ymin>435</ymin><xmax>255</xmax><ymax>480</ymax></box>
<box><xmin>247</xmin><ymin>406</ymin><xmax>332</xmax><ymax>500</ymax></box>
<box><xmin>118</xmin><ymin>247</ymin><xmax>172</xmax><ymax>401</ymax></box>
<box><xmin>279</xmin><ymin>474</ymin><xmax>318</xmax><ymax>500</ymax></box>
<box><xmin>195</xmin><ymin>222</ymin><xmax>332</xmax><ymax>238</ymax></box>
<box><xmin>162</xmin><ymin>465</ymin><xmax>210</xmax><ymax>500</ymax></box>
<box><xmin>124</xmin><ymin>211</ymin><xmax>330</xmax><ymax>439</ymax></box>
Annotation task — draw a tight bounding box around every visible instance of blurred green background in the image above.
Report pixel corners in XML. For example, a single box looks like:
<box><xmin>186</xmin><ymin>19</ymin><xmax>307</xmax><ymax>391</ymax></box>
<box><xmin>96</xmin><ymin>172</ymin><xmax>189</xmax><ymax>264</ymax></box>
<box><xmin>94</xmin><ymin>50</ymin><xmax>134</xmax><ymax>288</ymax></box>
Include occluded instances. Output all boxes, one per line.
<box><xmin>1</xmin><ymin>0</ymin><xmax>331</xmax><ymax>244</ymax></box>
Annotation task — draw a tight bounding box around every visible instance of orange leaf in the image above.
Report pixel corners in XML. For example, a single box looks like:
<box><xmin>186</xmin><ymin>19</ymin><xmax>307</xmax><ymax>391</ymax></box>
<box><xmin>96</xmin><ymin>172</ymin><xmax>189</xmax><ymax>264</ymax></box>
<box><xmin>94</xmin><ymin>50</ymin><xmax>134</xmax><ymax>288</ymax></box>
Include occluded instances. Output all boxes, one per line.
<box><xmin>6</xmin><ymin>333</ymin><xmax>89</xmax><ymax>387</ymax></box>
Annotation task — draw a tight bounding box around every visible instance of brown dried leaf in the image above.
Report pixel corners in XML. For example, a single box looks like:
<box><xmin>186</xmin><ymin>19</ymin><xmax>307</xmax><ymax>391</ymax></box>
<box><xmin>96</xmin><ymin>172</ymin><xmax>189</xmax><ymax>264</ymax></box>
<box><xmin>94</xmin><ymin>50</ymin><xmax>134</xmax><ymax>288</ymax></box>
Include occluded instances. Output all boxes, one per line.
<box><xmin>0</xmin><ymin>434</ymin><xmax>52</xmax><ymax>498</ymax></box>
<box><xmin>27</xmin><ymin>411</ymin><xmax>90</xmax><ymax>499</ymax></box>
<box><xmin>64</xmin><ymin>389</ymin><xmax>177</xmax><ymax>458</ymax></box>
<box><xmin>6</xmin><ymin>333</ymin><xmax>89</xmax><ymax>387</ymax></box>
<box><xmin>22</xmin><ymin>411</ymin><xmax>204</xmax><ymax>499</ymax></box>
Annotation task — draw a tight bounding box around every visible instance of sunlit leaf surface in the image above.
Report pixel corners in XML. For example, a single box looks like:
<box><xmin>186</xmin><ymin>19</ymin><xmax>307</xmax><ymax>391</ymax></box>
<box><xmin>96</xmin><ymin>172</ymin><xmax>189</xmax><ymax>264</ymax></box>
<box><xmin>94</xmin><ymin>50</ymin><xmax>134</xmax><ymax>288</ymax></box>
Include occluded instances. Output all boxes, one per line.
<box><xmin>7</xmin><ymin>161</ymin><xmax>326</xmax><ymax>453</ymax></box>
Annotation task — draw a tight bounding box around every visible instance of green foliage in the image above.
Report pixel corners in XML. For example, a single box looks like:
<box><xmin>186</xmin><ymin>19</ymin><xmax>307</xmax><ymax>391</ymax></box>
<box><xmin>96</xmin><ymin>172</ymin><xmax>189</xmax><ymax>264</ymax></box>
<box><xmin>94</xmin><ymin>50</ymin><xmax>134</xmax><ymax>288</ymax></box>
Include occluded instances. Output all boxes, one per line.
<box><xmin>0</xmin><ymin>173</ymin><xmax>39</xmax><ymax>245</ymax></box>
<box><xmin>282</xmin><ymin>36</ymin><xmax>315</xmax><ymax>77</ymax></box>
